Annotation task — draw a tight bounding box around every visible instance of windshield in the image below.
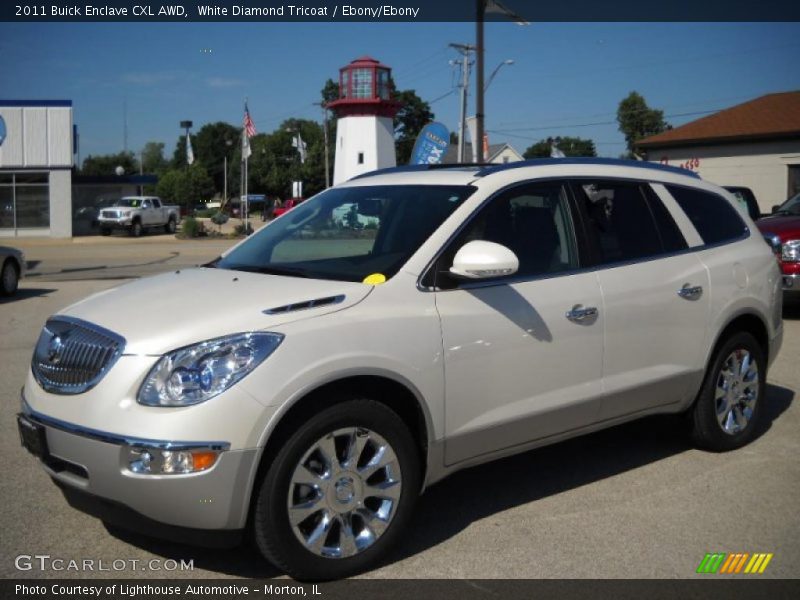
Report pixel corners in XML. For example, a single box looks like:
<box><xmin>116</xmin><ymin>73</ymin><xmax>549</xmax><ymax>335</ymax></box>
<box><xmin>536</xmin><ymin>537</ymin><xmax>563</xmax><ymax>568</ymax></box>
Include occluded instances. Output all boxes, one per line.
<box><xmin>113</xmin><ymin>198</ymin><xmax>142</xmax><ymax>208</ymax></box>
<box><xmin>775</xmin><ymin>193</ymin><xmax>800</xmax><ymax>215</ymax></box>
<box><xmin>216</xmin><ymin>184</ymin><xmax>475</xmax><ymax>282</ymax></box>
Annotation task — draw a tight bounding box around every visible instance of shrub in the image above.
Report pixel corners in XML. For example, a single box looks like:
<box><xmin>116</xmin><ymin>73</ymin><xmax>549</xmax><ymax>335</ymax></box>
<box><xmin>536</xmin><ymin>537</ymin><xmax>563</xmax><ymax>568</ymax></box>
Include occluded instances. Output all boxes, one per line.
<box><xmin>234</xmin><ymin>222</ymin><xmax>254</xmax><ymax>236</ymax></box>
<box><xmin>181</xmin><ymin>216</ymin><xmax>204</xmax><ymax>238</ymax></box>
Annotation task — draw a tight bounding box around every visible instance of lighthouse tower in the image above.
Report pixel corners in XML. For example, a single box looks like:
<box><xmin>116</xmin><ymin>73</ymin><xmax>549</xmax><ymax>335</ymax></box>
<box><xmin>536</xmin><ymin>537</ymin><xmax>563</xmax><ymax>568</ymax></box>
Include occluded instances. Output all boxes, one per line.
<box><xmin>328</xmin><ymin>56</ymin><xmax>401</xmax><ymax>185</ymax></box>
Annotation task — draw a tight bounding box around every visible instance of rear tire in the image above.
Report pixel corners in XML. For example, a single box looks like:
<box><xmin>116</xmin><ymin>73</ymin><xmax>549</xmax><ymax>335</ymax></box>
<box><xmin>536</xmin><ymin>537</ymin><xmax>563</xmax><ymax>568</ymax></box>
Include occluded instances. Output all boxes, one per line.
<box><xmin>253</xmin><ymin>398</ymin><xmax>420</xmax><ymax>581</ymax></box>
<box><xmin>689</xmin><ymin>331</ymin><xmax>765</xmax><ymax>451</ymax></box>
<box><xmin>1</xmin><ymin>259</ymin><xmax>19</xmax><ymax>296</ymax></box>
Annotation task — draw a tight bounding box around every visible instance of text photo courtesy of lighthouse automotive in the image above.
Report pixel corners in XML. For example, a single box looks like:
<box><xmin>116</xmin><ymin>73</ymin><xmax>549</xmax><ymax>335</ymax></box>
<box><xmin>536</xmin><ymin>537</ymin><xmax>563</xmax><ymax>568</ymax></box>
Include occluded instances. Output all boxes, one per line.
<box><xmin>2</xmin><ymin>11</ymin><xmax>800</xmax><ymax>584</ymax></box>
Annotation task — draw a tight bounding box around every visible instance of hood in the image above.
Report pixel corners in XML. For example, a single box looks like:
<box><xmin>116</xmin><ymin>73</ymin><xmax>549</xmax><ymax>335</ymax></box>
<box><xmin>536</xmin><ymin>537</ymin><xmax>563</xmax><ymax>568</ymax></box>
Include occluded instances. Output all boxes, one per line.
<box><xmin>756</xmin><ymin>215</ymin><xmax>800</xmax><ymax>240</ymax></box>
<box><xmin>57</xmin><ymin>267</ymin><xmax>372</xmax><ymax>355</ymax></box>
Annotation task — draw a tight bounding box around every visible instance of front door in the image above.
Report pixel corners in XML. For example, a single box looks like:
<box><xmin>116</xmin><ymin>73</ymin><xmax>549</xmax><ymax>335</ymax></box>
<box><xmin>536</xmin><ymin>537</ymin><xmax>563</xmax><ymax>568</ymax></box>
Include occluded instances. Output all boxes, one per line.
<box><xmin>434</xmin><ymin>181</ymin><xmax>605</xmax><ymax>466</ymax></box>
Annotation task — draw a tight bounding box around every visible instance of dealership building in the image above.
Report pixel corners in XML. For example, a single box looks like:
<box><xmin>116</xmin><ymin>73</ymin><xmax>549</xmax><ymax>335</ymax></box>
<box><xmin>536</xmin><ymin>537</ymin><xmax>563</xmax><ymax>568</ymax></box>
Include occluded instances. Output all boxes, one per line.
<box><xmin>638</xmin><ymin>91</ymin><xmax>800</xmax><ymax>213</ymax></box>
<box><xmin>0</xmin><ymin>100</ymin><xmax>74</xmax><ymax>238</ymax></box>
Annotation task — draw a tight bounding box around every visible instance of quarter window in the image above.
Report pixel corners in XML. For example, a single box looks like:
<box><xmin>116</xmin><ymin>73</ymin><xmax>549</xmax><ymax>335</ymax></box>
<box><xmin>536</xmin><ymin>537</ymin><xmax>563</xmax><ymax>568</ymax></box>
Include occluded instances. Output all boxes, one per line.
<box><xmin>666</xmin><ymin>185</ymin><xmax>748</xmax><ymax>245</ymax></box>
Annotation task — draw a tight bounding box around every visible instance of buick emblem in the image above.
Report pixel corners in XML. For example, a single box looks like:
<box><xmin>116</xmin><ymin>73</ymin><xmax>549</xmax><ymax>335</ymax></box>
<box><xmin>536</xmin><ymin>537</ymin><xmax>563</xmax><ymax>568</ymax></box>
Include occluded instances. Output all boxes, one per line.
<box><xmin>47</xmin><ymin>335</ymin><xmax>65</xmax><ymax>364</ymax></box>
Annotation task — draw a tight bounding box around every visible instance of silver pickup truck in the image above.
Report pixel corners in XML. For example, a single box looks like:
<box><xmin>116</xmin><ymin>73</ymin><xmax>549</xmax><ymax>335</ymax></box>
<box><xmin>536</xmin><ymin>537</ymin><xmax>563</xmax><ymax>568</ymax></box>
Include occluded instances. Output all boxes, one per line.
<box><xmin>98</xmin><ymin>196</ymin><xmax>180</xmax><ymax>237</ymax></box>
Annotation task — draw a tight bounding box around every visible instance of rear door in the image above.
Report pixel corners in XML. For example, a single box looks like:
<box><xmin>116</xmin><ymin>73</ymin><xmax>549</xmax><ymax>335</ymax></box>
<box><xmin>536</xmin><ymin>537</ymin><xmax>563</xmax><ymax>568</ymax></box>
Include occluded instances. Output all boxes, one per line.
<box><xmin>569</xmin><ymin>179</ymin><xmax>711</xmax><ymax>419</ymax></box>
<box><xmin>433</xmin><ymin>180</ymin><xmax>605</xmax><ymax>466</ymax></box>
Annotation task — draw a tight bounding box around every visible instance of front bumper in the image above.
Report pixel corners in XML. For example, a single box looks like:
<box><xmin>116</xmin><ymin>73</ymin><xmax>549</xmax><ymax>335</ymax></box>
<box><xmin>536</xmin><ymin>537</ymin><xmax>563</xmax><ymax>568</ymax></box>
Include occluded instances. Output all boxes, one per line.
<box><xmin>97</xmin><ymin>217</ymin><xmax>132</xmax><ymax>229</ymax></box>
<box><xmin>20</xmin><ymin>401</ymin><xmax>259</xmax><ymax>535</ymax></box>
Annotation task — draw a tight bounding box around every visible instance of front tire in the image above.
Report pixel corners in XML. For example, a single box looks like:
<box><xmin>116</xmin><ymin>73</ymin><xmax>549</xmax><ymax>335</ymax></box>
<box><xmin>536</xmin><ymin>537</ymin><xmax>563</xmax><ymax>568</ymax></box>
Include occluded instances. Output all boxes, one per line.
<box><xmin>165</xmin><ymin>217</ymin><xmax>176</xmax><ymax>234</ymax></box>
<box><xmin>253</xmin><ymin>398</ymin><xmax>420</xmax><ymax>580</ymax></box>
<box><xmin>130</xmin><ymin>220</ymin><xmax>143</xmax><ymax>237</ymax></box>
<box><xmin>689</xmin><ymin>331</ymin><xmax>766</xmax><ymax>451</ymax></box>
<box><xmin>100</xmin><ymin>227</ymin><xmax>112</xmax><ymax>236</ymax></box>
<box><xmin>1</xmin><ymin>259</ymin><xmax>19</xmax><ymax>296</ymax></box>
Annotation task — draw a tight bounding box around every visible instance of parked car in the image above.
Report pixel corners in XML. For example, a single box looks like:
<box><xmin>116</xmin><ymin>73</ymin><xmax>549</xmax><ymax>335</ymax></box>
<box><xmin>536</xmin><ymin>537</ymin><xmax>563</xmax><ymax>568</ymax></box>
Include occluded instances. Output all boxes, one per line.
<box><xmin>757</xmin><ymin>191</ymin><xmax>800</xmax><ymax>295</ymax></box>
<box><xmin>97</xmin><ymin>196</ymin><xmax>180</xmax><ymax>237</ymax></box>
<box><xmin>19</xmin><ymin>159</ymin><xmax>783</xmax><ymax>580</ymax></box>
<box><xmin>272</xmin><ymin>197</ymin><xmax>305</xmax><ymax>218</ymax></box>
<box><xmin>723</xmin><ymin>185</ymin><xmax>761</xmax><ymax>221</ymax></box>
<box><xmin>0</xmin><ymin>246</ymin><xmax>25</xmax><ymax>296</ymax></box>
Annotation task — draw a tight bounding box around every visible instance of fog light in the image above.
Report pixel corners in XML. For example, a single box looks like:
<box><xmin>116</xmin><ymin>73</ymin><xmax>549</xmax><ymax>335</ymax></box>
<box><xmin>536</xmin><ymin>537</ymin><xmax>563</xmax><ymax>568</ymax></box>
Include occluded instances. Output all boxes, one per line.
<box><xmin>125</xmin><ymin>446</ymin><xmax>220</xmax><ymax>475</ymax></box>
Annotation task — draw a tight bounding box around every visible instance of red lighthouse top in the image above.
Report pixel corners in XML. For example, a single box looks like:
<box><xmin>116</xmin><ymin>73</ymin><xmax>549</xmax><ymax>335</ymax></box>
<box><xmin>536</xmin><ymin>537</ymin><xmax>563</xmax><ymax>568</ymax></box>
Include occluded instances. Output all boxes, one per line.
<box><xmin>326</xmin><ymin>56</ymin><xmax>401</xmax><ymax>118</ymax></box>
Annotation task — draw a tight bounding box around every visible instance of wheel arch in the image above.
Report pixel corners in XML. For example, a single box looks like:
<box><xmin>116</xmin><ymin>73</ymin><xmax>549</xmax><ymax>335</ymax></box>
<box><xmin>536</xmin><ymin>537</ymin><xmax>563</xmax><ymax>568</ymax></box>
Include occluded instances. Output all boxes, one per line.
<box><xmin>244</xmin><ymin>371</ymin><xmax>433</xmax><ymax>528</ymax></box>
<box><xmin>705</xmin><ymin>310</ymin><xmax>770</xmax><ymax>372</ymax></box>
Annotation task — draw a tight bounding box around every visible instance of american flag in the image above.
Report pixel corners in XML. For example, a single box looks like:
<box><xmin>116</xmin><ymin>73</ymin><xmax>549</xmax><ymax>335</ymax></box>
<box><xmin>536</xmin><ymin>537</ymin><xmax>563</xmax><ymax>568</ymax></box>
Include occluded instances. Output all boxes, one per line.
<box><xmin>243</xmin><ymin>103</ymin><xmax>256</xmax><ymax>138</ymax></box>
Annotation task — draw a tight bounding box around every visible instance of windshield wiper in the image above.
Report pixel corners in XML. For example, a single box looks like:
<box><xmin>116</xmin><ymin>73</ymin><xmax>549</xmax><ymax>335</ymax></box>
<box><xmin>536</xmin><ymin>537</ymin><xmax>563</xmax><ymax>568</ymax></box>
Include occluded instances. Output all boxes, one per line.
<box><xmin>224</xmin><ymin>264</ymin><xmax>309</xmax><ymax>278</ymax></box>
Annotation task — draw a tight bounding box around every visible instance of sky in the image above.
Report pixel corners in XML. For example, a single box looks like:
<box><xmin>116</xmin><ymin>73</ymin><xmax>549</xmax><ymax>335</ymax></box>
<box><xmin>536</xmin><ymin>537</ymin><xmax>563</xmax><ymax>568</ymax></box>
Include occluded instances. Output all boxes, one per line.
<box><xmin>1</xmin><ymin>21</ymin><xmax>799</xmax><ymax>161</ymax></box>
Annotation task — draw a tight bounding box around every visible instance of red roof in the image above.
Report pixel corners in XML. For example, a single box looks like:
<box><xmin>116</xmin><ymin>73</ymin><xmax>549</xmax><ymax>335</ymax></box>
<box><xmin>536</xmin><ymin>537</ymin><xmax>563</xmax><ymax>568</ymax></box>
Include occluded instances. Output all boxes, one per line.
<box><xmin>342</xmin><ymin>56</ymin><xmax>391</xmax><ymax>70</ymax></box>
<box><xmin>637</xmin><ymin>91</ymin><xmax>800</xmax><ymax>149</ymax></box>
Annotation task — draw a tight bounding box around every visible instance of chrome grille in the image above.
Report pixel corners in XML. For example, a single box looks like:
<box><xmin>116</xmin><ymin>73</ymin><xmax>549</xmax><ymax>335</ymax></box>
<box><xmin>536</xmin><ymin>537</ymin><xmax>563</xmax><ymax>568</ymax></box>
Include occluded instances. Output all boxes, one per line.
<box><xmin>31</xmin><ymin>317</ymin><xmax>126</xmax><ymax>394</ymax></box>
<box><xmin>101</xmin><ymin>210</ymin><xmax>121</xmax><ymax>218</ymax></box>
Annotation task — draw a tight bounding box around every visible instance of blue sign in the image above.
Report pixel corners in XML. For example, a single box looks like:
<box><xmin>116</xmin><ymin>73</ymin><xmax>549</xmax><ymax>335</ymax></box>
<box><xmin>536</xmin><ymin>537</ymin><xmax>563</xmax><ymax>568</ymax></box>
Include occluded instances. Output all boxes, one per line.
<box><xmin>0</xmin><ymin>115</ymin><xmax>6</xmax><ymax>147</ymax></box>
<box><xmin>409</xmin><ymin>122</ymin><xmax>449</xmax><ymax>165</ymax></box>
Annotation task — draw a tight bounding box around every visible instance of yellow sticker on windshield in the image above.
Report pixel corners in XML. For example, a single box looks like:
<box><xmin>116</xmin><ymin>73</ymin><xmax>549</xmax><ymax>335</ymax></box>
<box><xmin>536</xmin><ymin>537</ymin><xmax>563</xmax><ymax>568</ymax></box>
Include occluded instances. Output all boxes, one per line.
<box><xmin>363</xmin><ymin>273</ymin><xmax>387</xmax><ymax>285</ymax></box>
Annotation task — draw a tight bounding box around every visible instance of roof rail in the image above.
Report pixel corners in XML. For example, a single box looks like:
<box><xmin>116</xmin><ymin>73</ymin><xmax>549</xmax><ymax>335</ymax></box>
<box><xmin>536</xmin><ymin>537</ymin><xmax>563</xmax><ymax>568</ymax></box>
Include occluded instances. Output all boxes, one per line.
<box><xmin>349</xmin><ymin>163</ymin><xmax>485</xmax><ymax>181</ymax></box>
<box><xmin>475</xmin><ymin>157</ymin><xmax>701</xmax><ymax>179</ymax></box>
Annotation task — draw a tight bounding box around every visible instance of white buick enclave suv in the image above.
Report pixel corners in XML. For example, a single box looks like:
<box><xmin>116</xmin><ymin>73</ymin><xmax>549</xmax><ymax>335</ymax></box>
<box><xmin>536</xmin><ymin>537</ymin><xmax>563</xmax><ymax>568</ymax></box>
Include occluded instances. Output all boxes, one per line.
<box><xmin>19</xmin><ymin>159</ymin><xmax>783</xmax><ymax>579</ymax></box>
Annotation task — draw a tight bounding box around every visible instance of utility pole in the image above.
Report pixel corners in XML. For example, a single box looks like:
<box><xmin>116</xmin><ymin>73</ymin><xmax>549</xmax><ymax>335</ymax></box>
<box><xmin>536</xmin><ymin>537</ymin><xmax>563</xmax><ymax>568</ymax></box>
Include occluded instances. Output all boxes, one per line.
<box><xmin>314</xmin><ymin>102</ymin><xmax>331</xmax><ymax>188</ymax></box>
<box><xmin>449</xmin><ymin>43</ymin><xmax>475</xmax><ymax>163</ymax></box>
<box><xmin>475</xmin><ymin>2</ymin><xmax>485</xmax><ymax>163</ymax></box>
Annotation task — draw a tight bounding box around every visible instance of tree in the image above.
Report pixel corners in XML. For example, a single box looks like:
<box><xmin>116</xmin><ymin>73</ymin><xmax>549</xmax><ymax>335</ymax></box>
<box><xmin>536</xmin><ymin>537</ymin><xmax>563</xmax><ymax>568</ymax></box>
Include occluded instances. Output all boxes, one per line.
<box><xmin>140</xmin><ymin>142</ymin><xmax>168</xmax><ymax>175</ymax></box>
<box><xmin>321</xmin><ymin>78</ymin><xmax>340</xmax><ymax>105</ymax></box>
<box><xmin>80</xmin><ymin>151</ymin><xmax>137</xmax><ymax>176</ymax></box>
<box><xmin>248</xmin><ymin>119</ymin><xmax>327</xmax><ymax>199</ymax></box>
<box><xmin>523</xmin><ymin>136</ymin><xmax>597</xmax><ymax>159</ymax></box>
<box><xmin>617</xmin><ymin>92</ymin><xmax>669</xmax><ymax>157</ymax></box>
<box><xmin>393</xmin><ymin>89</ymin><xmax>434</xmax><ymax>165</ymax></box>
<box><xmin>171</xmin><ymin>122</ymin><xmax>241</xmax><ymax>195</ymax></box>
<box><xmin>156</xmin><ymin>165</ymin><xmax>214</xmax><ymax>209</ymax></box>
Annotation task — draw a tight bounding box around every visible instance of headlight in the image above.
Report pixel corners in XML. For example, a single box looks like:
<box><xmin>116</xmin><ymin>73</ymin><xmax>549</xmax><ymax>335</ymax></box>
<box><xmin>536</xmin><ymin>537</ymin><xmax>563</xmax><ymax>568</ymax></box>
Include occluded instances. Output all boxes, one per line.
<box><xmin>782</xmin><ymin>239</ymin><xmax>800</xmax><ymax>262</ymax></box>
<box><xmin>137</xmin><ymin>332</ymin><xmax>283</xmax><ymax>407</ymax></box>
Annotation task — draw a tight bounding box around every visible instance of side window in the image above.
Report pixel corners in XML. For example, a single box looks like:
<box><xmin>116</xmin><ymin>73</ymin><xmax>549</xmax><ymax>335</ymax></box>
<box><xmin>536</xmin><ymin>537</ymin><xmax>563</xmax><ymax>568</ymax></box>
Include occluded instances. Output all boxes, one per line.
<box><xmin>141</xmin><ymin>199</ymin><xmax>151</xmax><ymax>209</ymax></box>
<box><xmin>573</xmin><ymin>180</ymin><xmax>674</xmax><ymax>264</ymax></box>
<box><xmin>666</xmin><ymin>185</ymin><xmax>748</xmax><ymax>245</ymax></box>
<box><xmin>438</xmin><ymin>182</ymin><xmax>578</xmax><ymax>284</ymax></box>
<box><xmin>152</xmin><ymin>198</ymin><xmax>161</xmax><ymax>208</ymax></box>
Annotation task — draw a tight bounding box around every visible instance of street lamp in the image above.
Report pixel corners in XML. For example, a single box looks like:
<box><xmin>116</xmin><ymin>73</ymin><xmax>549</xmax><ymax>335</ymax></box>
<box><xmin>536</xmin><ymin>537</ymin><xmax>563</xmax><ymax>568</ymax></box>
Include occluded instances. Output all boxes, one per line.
<box><xmin>484</xmin><ymin>59</ymin><xmax>514</xmax><ymax>92</ymax></box>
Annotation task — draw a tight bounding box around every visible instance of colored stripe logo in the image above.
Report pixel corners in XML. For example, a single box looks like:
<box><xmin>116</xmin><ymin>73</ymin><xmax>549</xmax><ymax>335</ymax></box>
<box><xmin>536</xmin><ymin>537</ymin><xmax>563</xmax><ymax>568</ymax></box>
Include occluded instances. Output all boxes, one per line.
<box><xmin>697</xmin><ymin>553</ymin><xmax>773</xmax><ymax>574</ymax></box>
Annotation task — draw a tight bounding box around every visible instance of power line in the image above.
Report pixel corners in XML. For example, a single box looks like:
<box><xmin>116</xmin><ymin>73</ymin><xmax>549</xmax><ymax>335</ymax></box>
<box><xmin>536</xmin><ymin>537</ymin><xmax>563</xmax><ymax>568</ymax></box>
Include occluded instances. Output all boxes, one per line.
<box><xmin>489</xmin><ymin>108</ymin><xmax>719</xmax><ymax>135</ymax></box>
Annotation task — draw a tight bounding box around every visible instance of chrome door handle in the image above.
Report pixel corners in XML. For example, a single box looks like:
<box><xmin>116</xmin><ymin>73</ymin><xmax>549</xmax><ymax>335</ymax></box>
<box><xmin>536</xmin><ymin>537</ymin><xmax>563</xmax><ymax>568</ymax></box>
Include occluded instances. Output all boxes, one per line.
<box><xmin>677</xmin><ymin>284</ymin><xmax>703</xmax><ymax>300</ymax></box>
<box><xmin>566</xmin><ymin>304</ymin><xmax>598</xmax><ymax>322</ymax></box>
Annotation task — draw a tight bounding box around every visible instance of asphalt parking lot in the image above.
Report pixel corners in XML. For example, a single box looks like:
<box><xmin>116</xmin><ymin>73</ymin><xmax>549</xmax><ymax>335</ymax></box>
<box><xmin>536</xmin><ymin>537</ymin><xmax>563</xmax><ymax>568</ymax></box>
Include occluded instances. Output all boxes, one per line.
<box><xmin>1</xmin><ymin>236</ymin><xmax>798</xmax><ymax>580</ymax></box>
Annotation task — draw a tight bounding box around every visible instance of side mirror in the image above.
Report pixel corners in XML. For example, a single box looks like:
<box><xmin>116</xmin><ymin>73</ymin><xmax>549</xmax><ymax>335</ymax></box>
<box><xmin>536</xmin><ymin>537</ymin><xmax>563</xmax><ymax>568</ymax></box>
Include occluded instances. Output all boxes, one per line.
<box><xmin>772</xmin><ymin>205</ymin><xmax>781</xmax><ymax>214</ymax></box>
<box><xmin>450</xmin><ymin>240</ymin><xmax>519</xmax><ymax>279</ymax></box>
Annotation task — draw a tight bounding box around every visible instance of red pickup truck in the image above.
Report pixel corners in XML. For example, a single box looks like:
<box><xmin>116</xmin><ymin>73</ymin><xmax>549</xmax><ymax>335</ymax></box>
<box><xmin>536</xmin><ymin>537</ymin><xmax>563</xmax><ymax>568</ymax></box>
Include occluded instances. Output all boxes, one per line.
<box><xmin>757</xmin><ymin>192</ymin><xmax>800</xmax><ymax>295</ymax></box>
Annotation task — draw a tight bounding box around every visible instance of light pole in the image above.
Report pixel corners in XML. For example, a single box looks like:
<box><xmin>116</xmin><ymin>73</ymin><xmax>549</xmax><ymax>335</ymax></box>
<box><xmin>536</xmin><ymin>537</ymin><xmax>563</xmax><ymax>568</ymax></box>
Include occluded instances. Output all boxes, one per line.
<box><xmin>485</xmin><ymin>59</ymin><xmax>514</xmax><ymax>92</ymax></box>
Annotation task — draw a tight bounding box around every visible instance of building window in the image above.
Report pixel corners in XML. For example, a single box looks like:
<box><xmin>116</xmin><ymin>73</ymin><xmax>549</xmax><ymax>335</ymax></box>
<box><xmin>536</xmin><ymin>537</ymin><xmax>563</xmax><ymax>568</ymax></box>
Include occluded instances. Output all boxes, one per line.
<box><xmin>358</xmin><ymin>153</ymin><xmax>364</xmax><ymax>165</ymax></box>
<box><xmin>351</xmin><ymin>68</ymin><xmax>373</xmax><ymax>99</ymax></box>
<box><xmin>0</xmin><ymin>172</ymin><xmax>50</xmax><ymax>230</ymax></box>
<box><xmin>376</xmin><ymin>69</ymin><xmax>390</xmax><ymax>99</ymax></box>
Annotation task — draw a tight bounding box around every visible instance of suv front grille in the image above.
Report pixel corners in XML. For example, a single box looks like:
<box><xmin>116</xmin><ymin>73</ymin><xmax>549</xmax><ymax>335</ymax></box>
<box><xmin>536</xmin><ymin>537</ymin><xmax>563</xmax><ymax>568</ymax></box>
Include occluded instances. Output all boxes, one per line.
<box><xmin>31</xmin><ymin>317</ymin><xmax>126</xmax><ymax>394</ymax></box>
<box><xmin>101</xmin><ymin>210</ymin><xmax>121</xmax><ymax>218</ymax></box>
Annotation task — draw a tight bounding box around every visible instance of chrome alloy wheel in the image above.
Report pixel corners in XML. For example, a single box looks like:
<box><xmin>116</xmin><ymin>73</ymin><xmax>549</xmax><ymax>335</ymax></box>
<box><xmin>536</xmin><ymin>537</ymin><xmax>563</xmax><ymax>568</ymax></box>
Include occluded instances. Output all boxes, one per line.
<box><xmin>287</xmin><ymin>427</ymin><xmax>402</xmax><ymax>559</ymax></box>
<box><xmin>715</xmin><ymin>349</ymin><xmax>759</xmax><ymax>435</ymax></box>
